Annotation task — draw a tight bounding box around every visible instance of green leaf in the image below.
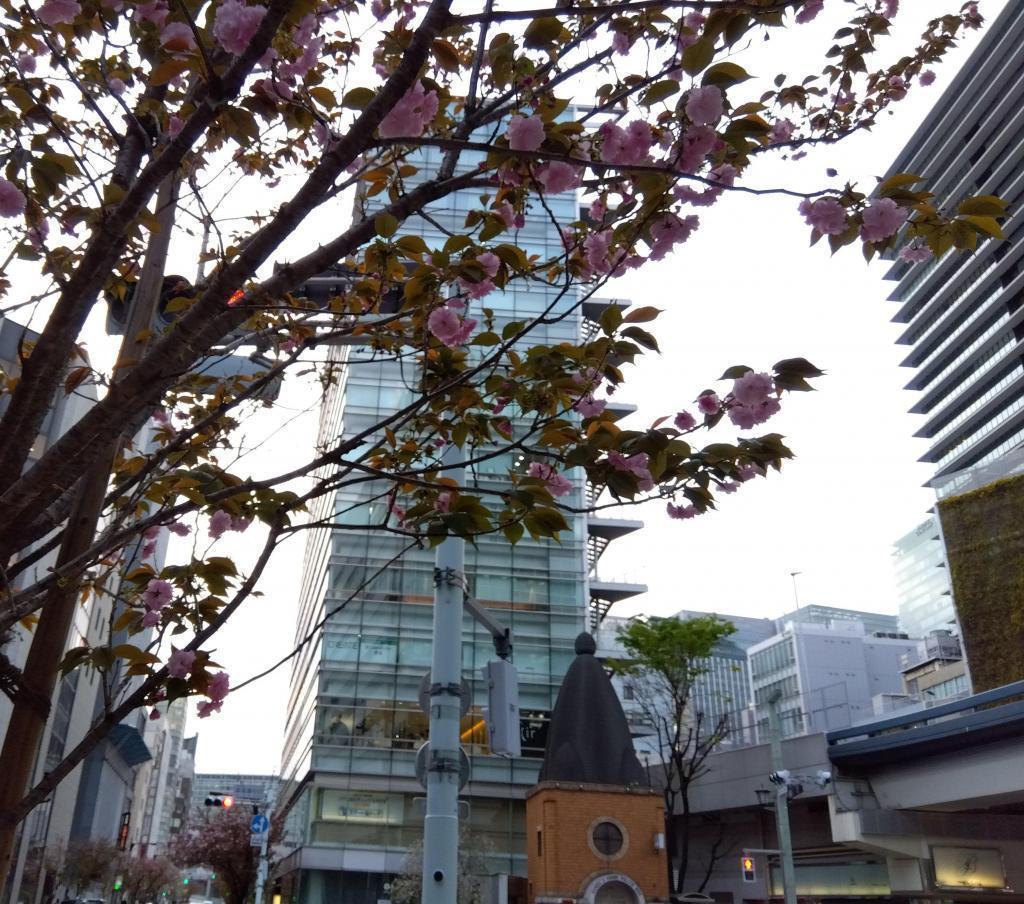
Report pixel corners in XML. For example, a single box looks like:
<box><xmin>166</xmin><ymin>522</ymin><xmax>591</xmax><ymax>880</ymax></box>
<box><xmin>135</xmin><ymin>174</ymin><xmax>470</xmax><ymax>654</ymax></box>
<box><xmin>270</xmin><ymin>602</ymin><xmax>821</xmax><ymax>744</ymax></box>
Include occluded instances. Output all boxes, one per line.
<box><xmin>396</xmin><ymin>235</ymin><xmax>430</xmax><ymax>255</ymax></box>
<box><xmin>719</xmin><ymin>364</ymin><xmax>753</xmax><ymax>380</ymax></box>
<box><xmin>599</xmin><ymin>304</ymin><xmax>623</xmax><ymax>335</ymax></box>
<box><xmin>621</xmin><ymin>326</ymin><xmax>659</xmax><ymax>352</ymax></box>
<box><xmin>150</xmin><ymin>57</ymin><xmax>192</xmax><ymax>86</ymax></box>
<box><xmin>502</xmin><ymin>521</ymin><xmax>524</xmax><ymax>545</ymax></box>
<box><xmin>681</xmin><ymin>36</ymin><xmax>716</xmax><ymax>77</ymax></box>
<box><xmin>342</xmin><ymin>87</ymin><xmax>376</xmax><ymax>110</ymax></box>
<box><xmin>959</xmin><ymin>215</ymin><xmax>1005</xmax><ymax>240</ymax></box>
<box><xmin>957</xmin><ymin>195</ymin><xmax>1007</xmax><ymax>217</ymax></box>
<box><xmin>702</xmin><ymin>61</ymin><xmax>750</xmax><ymax>88</ymax></box>
<box><xmin>375</xmin><ymin>213</ymin><xmax>399</xmax><ymax>237</ymax></box>
<box><xmin>524</xmin><ymin>17</ymin><xmax>563</xmax><ymax>48</ymax></box>
<box><xmin>640</xmin><ymin>80</ymin><xmax>680</xmax><ymax>107</ymax></box>
<box><xmin>877</xmin><ymin>172</ymin><xmax>925</xmax><ymax>195</ymax></box>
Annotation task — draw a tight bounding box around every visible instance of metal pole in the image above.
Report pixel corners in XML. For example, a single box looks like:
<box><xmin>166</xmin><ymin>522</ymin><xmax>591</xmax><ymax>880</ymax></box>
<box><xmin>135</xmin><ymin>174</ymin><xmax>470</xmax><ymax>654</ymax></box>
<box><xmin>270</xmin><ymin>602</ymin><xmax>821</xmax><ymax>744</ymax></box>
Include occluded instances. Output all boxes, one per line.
<box><xmin>788</xmin><ymin>571</ymin><xmax>801</xmax><ymax>610</ymax></box>
<box><xmin>767</xmin><ymin>693</ymin><xmax>797</xmax><ymax>904</ymax></box>
<box><xmin>253</xmin><ymin>788</ymin><xmax>276</xmax><ymax>904</ymax></box>
<box><xmin>422</xmin><ymin>443</ymin><xmax>465</xmax><ymax>904</ymax></box>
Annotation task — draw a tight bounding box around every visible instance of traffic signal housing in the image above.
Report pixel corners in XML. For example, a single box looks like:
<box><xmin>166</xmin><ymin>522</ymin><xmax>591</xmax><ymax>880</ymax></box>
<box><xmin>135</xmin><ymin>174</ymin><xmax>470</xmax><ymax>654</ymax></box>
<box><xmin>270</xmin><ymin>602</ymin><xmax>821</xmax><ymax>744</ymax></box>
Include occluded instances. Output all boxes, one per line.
<box><xmin>204</xmin><ymin>793</ymin><xmax>234</xmax><ymax>808</ymax></box>
<box><xmin>741</xmin><ymin>855</ymin><xmax>756</xmax><ymax>883</ymax></box>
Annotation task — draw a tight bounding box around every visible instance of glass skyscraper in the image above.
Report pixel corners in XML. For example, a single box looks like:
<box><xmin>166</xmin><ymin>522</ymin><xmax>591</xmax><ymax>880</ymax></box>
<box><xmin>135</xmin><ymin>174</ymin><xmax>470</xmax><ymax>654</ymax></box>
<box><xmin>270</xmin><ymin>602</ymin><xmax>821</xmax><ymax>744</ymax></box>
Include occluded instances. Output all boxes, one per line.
<box><xmin>881</xmin><ymin>3</ymin><xmax>1024</xmax><ymax>479</ymax></box>
<box><xmin>892</xmin><ymin>516</ymin><xmax>955</xmax><ymax>638</ymax></box>
<box><xmin>277</xmin><ymin>144</ymin><xmax>644</xmax><ymax>902</ymax></box>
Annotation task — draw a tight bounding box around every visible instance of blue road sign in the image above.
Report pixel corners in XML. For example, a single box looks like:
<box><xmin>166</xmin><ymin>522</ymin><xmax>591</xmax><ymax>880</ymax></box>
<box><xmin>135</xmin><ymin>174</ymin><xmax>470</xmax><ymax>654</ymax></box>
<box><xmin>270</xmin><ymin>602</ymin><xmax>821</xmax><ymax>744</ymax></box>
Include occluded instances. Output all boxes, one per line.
<box><xmin>250</xmin><ymin>813</ymin><xmax>269</xmax><ymax>834</ymax></box>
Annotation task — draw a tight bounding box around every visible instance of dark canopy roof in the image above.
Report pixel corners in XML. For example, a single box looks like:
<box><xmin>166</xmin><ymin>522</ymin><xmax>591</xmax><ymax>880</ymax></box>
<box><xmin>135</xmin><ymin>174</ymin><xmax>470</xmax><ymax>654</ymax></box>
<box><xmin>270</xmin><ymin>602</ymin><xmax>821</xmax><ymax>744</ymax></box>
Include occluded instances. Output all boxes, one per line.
<box><xmin>538</xmin><ymin>632</ymin><xmax>646</xmax><ymax>786</ymax></box>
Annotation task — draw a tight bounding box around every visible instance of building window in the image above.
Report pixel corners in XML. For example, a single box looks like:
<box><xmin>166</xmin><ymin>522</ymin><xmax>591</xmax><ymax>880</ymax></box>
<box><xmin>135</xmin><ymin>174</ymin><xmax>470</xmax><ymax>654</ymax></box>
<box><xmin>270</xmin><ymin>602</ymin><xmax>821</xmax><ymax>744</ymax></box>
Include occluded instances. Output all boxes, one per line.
<box><xmin>537</xmin><ymin>829</ymin><xmax>542</xmax><ymax>856</ymax></box>
<box><xmin>623</xmin><ymin>683</ymin><xmax>635</xmax><ymax>701</ymax></box>
<box><xmin>591</xmin><ymin>821</ymin><xmax>624</xmax><ymax>857</ymax></box>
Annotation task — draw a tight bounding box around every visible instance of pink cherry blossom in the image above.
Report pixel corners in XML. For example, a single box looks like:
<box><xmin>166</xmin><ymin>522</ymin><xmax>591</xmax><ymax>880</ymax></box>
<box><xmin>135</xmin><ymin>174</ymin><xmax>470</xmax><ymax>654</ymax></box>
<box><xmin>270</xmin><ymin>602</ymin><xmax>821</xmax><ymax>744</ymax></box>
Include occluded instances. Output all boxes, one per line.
<box><xmin>108</xmin><ymin>77</ymin><xmax>126</xmax><ymax>96</ymax></box>
<box><xmin>607</xmin><ymin>451</ymin><xmax>654</xmax><ymax>491</ymax></box>
<box><xmin>535</xmin><ymin>162</ymin><xmax>580</xmax><ymax>195</ymax></box>
<box><xmin>649</xmin><ymin>213</ymin><xmax>699</xmax><ymax>260</ymax></box>
<box><xmin>799</xmin><ymin>197</ymin><xmax>847</xmax><ymax>235</ymax></box>
<box><xmin>142</xmin><ymin>578</ymin><xmax>174</xmax><ymax>611</ymax></box>
<box><xmin>728</xmin><ymin>397</ymin><xmax>781</xmax><ymax>429</ymax></box>
<box><xmin>600</xmin><ymin>121</ymin><xmax>654</xmax><ymax>165</ymax></box>
<box><xmin>168</xmin><ymin>522</ymin><xmax>191</xmax><ymax>537</ymax></box>
<box><xmin>435</xmin><ymin>491</ymin><xmax>452</xmax><ymax>513</ymax></box>
<box><xmin>574</xmin><ymin>394</ymin><xmax>606</xmax><ymax>418</ymax></box>
<box><xmin>696</xmin><ymin>392</ymin><xmax>720</xmax><ymax>415</ymax></box>
<box><xmin>526</xmin><ymin>462</ymin><xmax>573</xmax><ymax>497</ymax></box>
<box><xmin>208</xmin><ymin>509</ymin><xmax>232</xmax><ymax>539</ymax></box>
<box><xmin>675</xmin><ymin>124</ymin><xmax>717</xmax><ymax>172</ymax></box>
<box><xmin>737</xmin><ymin>463</ymin><xmax>762</xmax><ymax>481</ymax></box>
<box><xmin>38</xmin><ymin>0</ymin><xmax>80</xmax><ymax>25</ymax></box>
<box><xmin>611</xmin><ymin>31</ymin><xmax>630</xmax><ymax>55</ymax></box>
<box><xmin>167</xmin><ymin>115</ymin><xmax>184</xmax><ymax>137</ymax></box>
<box><xmin>428</xmin><ymin>306</ymin><xmax>477</xmax><ymax>347</ymax></box>
<box><xmin>888</xmin><ymin>75</ymin><xmax>907</xmax><ymax>100</ymax></box>
<box><xmin>229</xmin><ymin>515</ymin><xmax>251</xmax><ymax>533</ymax></box>
<box><xmin>167</xmin><ymin>649</ymin><xmax>196</xmax><ymax>679</ymax></box>
<box><xmin>674</xmin><ymin>410</ymin><xmax>697</xmax><ymax>431</ymax></box>
<box><xmin>919</xmin><ymin>70</ymin><xmax>936</xmax><ymax>86</ymax></box>
<box><xmin>160</xmin><ymin>21</ymin><xmax>196</xmax><ymax>52</ymax></box>
<box><xmin>589</xmin><ymin>198</ymin><xmax>606</xmax><ymax>220</ymax></box>
<box><xmin>17</xmin><ymin>54</ymin><xmax>36</xmax><ymax>74</ymax></box>
<box><xmin>507</xmin><ymin>115</ymin><xmax>545</xmax><ymax>152</ymax></box>
<box><xmin>391</xmin><ymin>503</ymin><xmax>407</xmax><ymax>527</ymax></box>
<box><xmin>880</xmin><ymin>0</ymin><xmax>899</xmax><ymax>18</ymax></box>
<box><xmin>666</xmin><ymin>502</ymin><xmax>698</xmax><ymax>520</ymax></box>
<box><xmin>584</xmin><ymin>230</ymin><xmax>612</xmax><ymax>274</ymax></box>
<box><xmin>899</xmin><ymin>243</ymin><xmax>932</xmax><ymax>263</ymax></box>
<box><xmin>795</xmin><ymin>0</ymin><xmax>823</xmax><ymax>23</ymax></box>
<box><xmin>141</xmin><ymin>540</ymin><xmax>157</xmax><ymax>559</ymax></box>
<box><xmin>719</xmin><ymin>481</ymin><xmax>739</xmax><ymax>494</ymax></box>
<box><xmin>768</xmin><ymin>118</ymin><xmax>795</xmax><ymax>145</ymax></box>
<box><xmin>496</xmin><ymin>200</ymin><xmax>516</xmax><ymax>228</ymax></box>
<box><xmin>860</xmin><ymin>197</ymin><xmax>907</xmax><ymax>242</ymax></box>
<box><xmin>197</xmin><ymin>700</ymin><xmax>222</xmax><ymax>718</ymax></box>
<box><xmin>477</xmin><ymin>251</ymin><xmax>500</xmax><ymax>278</ymax></box>
<box><xmin>0</xmin><ymin>180</ymin><xmax>26</xmax><ymax>218</ymax></box>
<box><xmin>378</xmin><ymin>82</ymin><xmax>439</xmax><ymax>139</ymax></box>
<box><xmin>213</xmin><ymin>0</ymin><xmax>267</xmax><ymax>54</ymax></box>
<box><xmin>457</xmin><ymin>276</ymin><xmax>495</xmax><ymax>299</ymax></box>
<box><xmin>141</xmin><ymin>611</ymin><xmax>161</xmax><ymax>628</ymax></box>
<box><xmin>135</xmin><ymin>0</ymin><xmax>169</xmax><ymax>26</ymax></box>
<box><xmin>149</xmin><ymin>709</ymin><xmax>162</xmax><ymax>720</ymax></box>
<box><xmin>144</xmin><ymin>525</ymin><xmax>161</xmax><ymax>541</ymax></box>
<box><xmin>686</xmin><ymin>86</ymin><xmax>724</xmax><ymax>126</ymax></box>
<box><xmin>732</xmin><ymin>371</ymin><xmax>775</xmax><ymax>407</ymax></box>
<box><xmin>370</xmin><ymin>0</ymin><xmax>386</xmax><ymax>18</ymax></box>
<box><xmin>208</xmin><ymin>671</ymin><xmax>230</xmax><ymax>702</ymax></box>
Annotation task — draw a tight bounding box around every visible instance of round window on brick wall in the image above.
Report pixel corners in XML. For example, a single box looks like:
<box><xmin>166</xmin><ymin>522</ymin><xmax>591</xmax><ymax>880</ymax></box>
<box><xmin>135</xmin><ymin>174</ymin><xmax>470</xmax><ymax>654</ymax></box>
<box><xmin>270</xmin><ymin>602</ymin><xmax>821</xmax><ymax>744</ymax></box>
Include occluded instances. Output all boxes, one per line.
<box><xmin>592</xmin><ymin>821</ymin><xmax>624</xmax><ymax>857</ymax></box>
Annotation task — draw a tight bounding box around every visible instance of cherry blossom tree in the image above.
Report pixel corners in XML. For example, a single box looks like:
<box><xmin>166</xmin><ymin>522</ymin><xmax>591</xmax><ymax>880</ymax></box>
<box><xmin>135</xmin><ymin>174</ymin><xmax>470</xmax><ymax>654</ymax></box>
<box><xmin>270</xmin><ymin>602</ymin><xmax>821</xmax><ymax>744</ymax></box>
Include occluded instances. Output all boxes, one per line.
<box><xmin>170</xmin><ymin>806</ymin><xmax>283</xmax><ymax>904</ymax></box>
<box><xmin>0</xmin><ymin>0</ymin><xmax>1004</xmax><ymax>874</ymax></box>
<box><xmin>116</xmin><ymin>854</ymin><xmax>181</xmax><ymax>904</ymax></box>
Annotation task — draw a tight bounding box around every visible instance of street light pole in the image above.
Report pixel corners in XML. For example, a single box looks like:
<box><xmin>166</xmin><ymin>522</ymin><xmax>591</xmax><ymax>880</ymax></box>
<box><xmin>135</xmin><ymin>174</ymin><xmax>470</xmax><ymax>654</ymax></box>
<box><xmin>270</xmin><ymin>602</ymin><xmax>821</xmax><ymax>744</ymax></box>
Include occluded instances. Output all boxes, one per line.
<box><xmin>767</xmin><ymin>693</ymin><xmax>797</xmax><ymax>904</ymax></box>
<box><xmin>422</xmin><ymin>443</ymin><xmax>465</xmax><ymax>904</ymax></box>
<box><xmin>788</xmin><ymin>571</ymin><xmax>802</xmax><ymax>610</ymax></box>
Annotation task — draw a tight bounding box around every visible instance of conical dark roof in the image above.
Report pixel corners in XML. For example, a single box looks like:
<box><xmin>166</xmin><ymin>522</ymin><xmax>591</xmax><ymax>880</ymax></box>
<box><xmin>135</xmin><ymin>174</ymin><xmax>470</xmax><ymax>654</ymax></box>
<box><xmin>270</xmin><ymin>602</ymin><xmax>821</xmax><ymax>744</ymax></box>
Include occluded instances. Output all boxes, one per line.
<box><xmin>538</xmin><ymin>632</ymin><xmax>646</xmax><ymax>786</ymax></box>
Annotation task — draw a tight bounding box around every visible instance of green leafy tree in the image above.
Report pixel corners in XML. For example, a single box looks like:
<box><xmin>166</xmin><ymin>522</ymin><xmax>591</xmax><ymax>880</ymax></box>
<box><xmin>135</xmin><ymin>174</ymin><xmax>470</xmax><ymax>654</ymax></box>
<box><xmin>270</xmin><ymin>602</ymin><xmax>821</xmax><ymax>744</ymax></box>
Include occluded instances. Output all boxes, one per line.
<box><xmin>615</xmin><ymin>615</ymin><xmax>737</xmax><ymax>898</ymax></box>
<box><xmin>0</xmin><ymin>0</ymin><xmax>1002</xmax><ymax>874</ymax></box>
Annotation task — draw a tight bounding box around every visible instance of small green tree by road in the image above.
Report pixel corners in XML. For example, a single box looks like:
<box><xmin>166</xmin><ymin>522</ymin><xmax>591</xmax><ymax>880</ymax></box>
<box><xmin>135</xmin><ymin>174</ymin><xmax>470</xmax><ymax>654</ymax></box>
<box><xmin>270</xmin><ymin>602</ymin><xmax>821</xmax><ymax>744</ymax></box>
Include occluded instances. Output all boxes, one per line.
<box><xmin>614</xmin><ymin>615</ymin><xmax>738</xmax><ymax>899</ymax></box>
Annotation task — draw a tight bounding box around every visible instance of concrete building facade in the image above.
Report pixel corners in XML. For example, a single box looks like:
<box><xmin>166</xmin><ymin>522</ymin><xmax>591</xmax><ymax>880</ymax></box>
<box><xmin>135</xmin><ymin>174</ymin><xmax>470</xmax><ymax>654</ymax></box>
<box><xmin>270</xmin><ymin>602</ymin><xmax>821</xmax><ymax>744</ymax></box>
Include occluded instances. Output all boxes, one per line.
<box><xmin>747</xmin><ymin>620</ymin><xmax>920</xmax><ymax>738</ymax></box>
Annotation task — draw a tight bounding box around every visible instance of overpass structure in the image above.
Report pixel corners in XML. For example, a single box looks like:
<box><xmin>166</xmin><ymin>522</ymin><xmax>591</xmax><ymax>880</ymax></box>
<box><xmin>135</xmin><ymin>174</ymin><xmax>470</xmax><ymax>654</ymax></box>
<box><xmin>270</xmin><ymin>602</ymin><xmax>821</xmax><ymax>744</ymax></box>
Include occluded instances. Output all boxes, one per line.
<box><xmin>679</xmin><ymin>680</ymin><xmax>1024</xmax><ymax>902</ymax></box>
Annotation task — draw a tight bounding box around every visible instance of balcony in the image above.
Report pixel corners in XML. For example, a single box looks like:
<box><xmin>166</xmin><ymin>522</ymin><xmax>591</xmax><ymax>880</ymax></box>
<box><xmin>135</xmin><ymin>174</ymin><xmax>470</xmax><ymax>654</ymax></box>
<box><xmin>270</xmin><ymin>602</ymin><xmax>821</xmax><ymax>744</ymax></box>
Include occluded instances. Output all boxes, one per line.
<box><xmin>587</xmin><ymin>515</ymin><xmax>643</xmax><ymax>572</ymax></box>
<box><xmin>589</xmin><ymin>576</ymin><xmax>647</xmax><ymax>627</ymax></box>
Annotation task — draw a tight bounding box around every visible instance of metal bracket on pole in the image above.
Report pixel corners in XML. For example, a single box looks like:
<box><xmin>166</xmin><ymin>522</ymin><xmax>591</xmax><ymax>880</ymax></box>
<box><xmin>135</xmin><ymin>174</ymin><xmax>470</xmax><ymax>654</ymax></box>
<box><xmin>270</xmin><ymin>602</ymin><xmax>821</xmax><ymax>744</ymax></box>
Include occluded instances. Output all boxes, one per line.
<box><xmin>429</xmin><ymin>682</ymin><xmax>465</xmax><ymax>700</ymax></box>
<box><xmin>462</xmin><ymin>594</ymin><xmax>513</xmax><ymax>659</ymax></box>
<box><xmin>434</xmin><ymin>566</ymin><xmax>468</xmax><ymax>592</ymax></box>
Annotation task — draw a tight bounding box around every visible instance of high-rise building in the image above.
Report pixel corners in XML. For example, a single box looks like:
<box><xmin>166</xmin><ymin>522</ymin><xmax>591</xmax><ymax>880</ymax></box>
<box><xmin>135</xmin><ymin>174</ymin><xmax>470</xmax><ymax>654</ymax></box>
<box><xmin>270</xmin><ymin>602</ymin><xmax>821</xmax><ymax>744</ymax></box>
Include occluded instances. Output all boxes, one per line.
<box><xmin>672</xmin><ymin>611</ymin><xmax>776</xmax><ymax>731</ymax></box>
<box><xmin>880</xmin><ymin>3</ymin><xmax>1024</xmax><ymax>480</ymax></box>
<box><xmin>277</xmin><ymin>147</ymin><xmax>644</xmax><ymax>901</ymax></box>
<box><xmin>892</xmin><ymin>516</ymin><xmax>955</xmax><ymax>637</ymax></box>
<box><xmin>774</xmin><ymin>604</ymin><xmax>899</xmax><ymax>638</ymax></box>
<box><xmin>747</xmin><ymin>619</ymin><xmax>920</xmax><ymax>737</ymax></box>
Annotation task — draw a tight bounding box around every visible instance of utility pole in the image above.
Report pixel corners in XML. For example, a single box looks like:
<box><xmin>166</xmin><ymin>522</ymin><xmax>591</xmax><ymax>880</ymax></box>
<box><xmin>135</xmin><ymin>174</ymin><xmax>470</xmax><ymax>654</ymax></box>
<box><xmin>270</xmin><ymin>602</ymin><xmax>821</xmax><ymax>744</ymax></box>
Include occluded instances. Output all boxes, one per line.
<box><xmin>422</xmin><ymin>443</ymin><xmax>465</xmax><ymax>904</ymax></box>
<box><xmin>0</xmin><ymin>174</ymin><xmax>180</xmax><ymax>880</ymax></box>
<box><xmin>253</xmin><ymin>788</ymin><xmax>276</xmax><ymax>904</ymax></box>
<box><xmin>767</xmin><ymin>692</ymin><xmax>798</xmax><ymax>904</ymax></box>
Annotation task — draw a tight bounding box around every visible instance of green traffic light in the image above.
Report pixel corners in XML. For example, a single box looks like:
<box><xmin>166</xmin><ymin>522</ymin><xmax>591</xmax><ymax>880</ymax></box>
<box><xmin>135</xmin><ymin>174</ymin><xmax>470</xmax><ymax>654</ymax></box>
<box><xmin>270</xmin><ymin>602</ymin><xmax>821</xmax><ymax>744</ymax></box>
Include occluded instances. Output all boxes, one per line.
<box><xmin>183</xmin><ymin>878</ymin><xmax>190</xmax><ymax>885</ymax></box>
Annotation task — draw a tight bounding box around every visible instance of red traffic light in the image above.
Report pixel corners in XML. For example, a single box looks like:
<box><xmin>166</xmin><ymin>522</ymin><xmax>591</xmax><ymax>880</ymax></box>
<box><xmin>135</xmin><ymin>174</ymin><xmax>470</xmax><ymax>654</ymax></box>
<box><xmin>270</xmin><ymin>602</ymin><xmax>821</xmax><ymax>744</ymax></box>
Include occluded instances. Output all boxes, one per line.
<box><xmin>223</xmin><ymin>795</ymin><xmax>234</xmax><ymax>808</ymax></box>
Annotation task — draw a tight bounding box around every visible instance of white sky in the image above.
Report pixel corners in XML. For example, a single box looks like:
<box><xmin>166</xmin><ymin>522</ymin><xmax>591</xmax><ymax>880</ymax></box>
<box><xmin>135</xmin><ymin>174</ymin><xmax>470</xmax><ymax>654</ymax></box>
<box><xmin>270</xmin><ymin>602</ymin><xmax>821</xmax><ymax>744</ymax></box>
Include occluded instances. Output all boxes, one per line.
<box><xmin>63</xmin><ymin>1</ymin><xmax>1007</xmax><ymax>774</ymax></box>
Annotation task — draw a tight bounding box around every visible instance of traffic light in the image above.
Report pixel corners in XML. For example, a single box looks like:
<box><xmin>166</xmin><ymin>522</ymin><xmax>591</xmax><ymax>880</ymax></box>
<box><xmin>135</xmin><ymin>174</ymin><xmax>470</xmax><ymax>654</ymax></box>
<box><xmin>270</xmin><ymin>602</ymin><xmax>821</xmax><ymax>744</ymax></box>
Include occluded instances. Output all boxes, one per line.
<box><xmin>183</xmin><ymin>878</ymin><xmax>190</xmax><ymax>886</ymax></box>
<box><xmin>204</xmin><ymin>793</ymin><xmax>234</xmax><ymax>808</ymax></box>
<box><xmin>741</xmin><ymin>855</ymin><xmax>756</xmax><ymax>883</ymax></box>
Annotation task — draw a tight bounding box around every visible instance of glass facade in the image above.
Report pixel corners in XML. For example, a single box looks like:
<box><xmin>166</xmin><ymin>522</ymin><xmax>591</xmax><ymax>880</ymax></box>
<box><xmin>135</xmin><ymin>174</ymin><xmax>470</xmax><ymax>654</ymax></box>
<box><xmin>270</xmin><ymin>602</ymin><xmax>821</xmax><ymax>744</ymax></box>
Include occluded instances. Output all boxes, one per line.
<box><xmin>279</xmin><ymin>144</ymin><xmax>597</xmax><ymax>900</ymax></box>
<box><xmin>882</xmin><ymin>4</ymin><xmax>1024</xmax><ymax>478</ymax></box>
<box><xmin>893</xmin><ymin>518</ymin><xmax>956</xmax><ymax>640</ymax></box>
